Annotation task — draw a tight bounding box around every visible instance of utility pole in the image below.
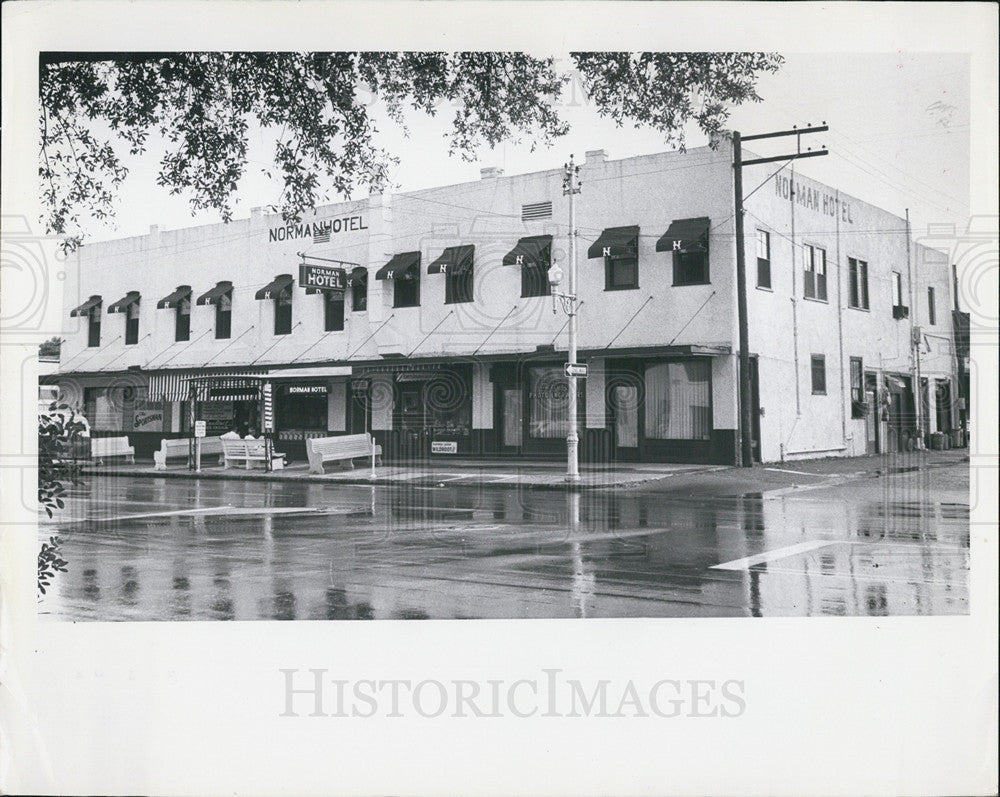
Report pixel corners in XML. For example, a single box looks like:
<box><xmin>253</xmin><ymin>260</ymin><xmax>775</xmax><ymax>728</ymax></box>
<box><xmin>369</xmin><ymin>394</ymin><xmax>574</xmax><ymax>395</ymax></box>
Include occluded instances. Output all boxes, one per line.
<box><xmin>563</xmin><ymin>156</ymin><xmax>581</xmax><ymax>482</ymax></box>
<box><xmin>733</xmin><ymin>124</ymin><xmax>828</xmax><ymax>467</ymax></box>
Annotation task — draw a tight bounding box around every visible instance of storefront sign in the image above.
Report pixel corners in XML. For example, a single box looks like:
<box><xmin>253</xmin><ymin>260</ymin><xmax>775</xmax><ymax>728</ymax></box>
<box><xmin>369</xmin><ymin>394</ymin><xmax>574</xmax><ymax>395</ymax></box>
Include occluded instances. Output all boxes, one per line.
<box><xmin>431</xmin><ymin>441</ymin><xmax>458</xmax><ymax>454</ymax></box>
<box><xmin>132</xmin><ymin>410</ymin><xmax>163</xmax><ymax>431</ymax></box>
<box><xmin>269</xmin><ymin>215</ymin><xmax>367</xmax><ymax>243</ymax></box>
<box><xmin>774</xmin><ymin>176</ymin><xmax>854</xmax><ymax>224</ymax></box>
<box><xmin>298</xmin><ymin>263</ymin><xmax>346</xmax><ymax>292</ymax></box>
<box><xmin>284</xmin><ymin>384</ymin><xmax>328</xmax><ymax>395</ymax></box>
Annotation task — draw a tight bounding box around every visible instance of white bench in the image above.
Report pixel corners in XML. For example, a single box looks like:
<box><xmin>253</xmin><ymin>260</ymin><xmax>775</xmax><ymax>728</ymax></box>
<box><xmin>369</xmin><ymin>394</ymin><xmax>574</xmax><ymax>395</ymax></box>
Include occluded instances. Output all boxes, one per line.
<box><xmin>306</xmin><ymin>433</ymin><xmax>381</xmax><ymax>474</ymax></box>
<box><xmin>153</xmin><ymin>436</ymin><xmax>225</xmax><ymax>470</ymax></box>
<box><xmin>221</xmin><ymin>438</ymin><xmax>286</xmax><ymax>471</ymax></box>
<box><xmin>90</xmin><ymin>436</ymin><xmax>134</xmax><ymax>465</ymax></box>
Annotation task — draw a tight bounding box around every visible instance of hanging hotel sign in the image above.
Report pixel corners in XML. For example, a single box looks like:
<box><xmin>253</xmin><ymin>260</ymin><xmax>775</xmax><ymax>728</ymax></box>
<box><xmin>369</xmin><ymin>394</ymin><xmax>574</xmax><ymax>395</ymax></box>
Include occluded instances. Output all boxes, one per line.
<box><xmin>270</xmin><ymin>215</ymin><xmax>367</xmax><ymax>243</ymax></box>
<box><xmin>773</xmin><ymin>176</ymin><xmax>854</xmax><ymax>224</ymax></box>
<box><xmin>298</xmin><ymin>263</ymin><xmax>346</xmax><ymax>292</ymax></box>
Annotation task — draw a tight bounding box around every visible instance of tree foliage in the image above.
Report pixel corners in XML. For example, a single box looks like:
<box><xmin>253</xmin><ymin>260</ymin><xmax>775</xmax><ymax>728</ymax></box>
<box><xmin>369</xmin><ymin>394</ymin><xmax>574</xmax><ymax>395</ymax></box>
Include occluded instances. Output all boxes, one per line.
<box><xmin>38</xmin><ymin>403</ymin><xmax>86</xmax><ymax>594</ymax></box>
<box><xmin>39</xmin><ymin>51</ymin><xmax>782</xmax><ymax>248</ymax></box>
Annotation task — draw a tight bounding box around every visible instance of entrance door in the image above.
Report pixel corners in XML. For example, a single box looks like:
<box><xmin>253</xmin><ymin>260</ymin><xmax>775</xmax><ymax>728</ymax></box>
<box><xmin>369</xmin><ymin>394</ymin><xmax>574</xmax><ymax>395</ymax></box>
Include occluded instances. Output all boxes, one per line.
<box><xmin>748</xmin><ymin>356</ymin><xmax>762</xmax><ymax>462</ymax></box>
<box><xmin>501</xmin><ymin>388</ymin><xmax>523</xmax><ymax>451</ymax></box>
<box><xmin>610</xmin><ymin>384</ymin><xmax>639</xmax><ymax>461</ymax></box>
<box><xmin>864</xmin><ymin>372</ymin><xmax>880</xmax><ymax>454</ymax></box>
<box><xmin>398</xmin><ymin>384</ymin><xmax>427</xmax><ymax>459</ymax></box>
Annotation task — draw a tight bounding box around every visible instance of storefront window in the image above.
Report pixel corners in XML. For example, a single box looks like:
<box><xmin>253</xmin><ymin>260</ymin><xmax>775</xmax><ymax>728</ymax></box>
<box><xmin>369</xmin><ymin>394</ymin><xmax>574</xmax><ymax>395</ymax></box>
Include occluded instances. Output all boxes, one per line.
<box><xmin>644</xmin><ymin>361</ymin><xmax>711</xmax><ymax>440</ymax></box>
<box><xmin>278</xmin><ymin>385</ymin><xmax>328</xmax><ymax>435</ymax></box>
<box><xmin>529</xmin><ymin>366</ymin><xmax>570</xmax><ymax>439</ymax></box>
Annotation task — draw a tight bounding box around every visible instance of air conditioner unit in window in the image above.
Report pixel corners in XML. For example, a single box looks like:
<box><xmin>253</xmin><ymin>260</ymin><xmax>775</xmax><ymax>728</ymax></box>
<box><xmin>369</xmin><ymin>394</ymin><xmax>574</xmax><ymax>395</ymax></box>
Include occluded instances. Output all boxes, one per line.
<box><xmin>892</xmin><ymin>304</ymin><xmax>909</xmax><ymax>320</ymax></box>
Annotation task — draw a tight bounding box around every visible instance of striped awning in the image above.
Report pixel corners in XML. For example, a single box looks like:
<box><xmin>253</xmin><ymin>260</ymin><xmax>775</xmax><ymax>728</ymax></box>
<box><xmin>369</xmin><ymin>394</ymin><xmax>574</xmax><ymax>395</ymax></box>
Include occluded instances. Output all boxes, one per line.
<box><xmin>107</xmin><ymin>291</ymin><xmax>141</xmax><ymax>314</ymax></box>
<box><xmin>147</xmin><ymin>369</ymin><xmax>267</xmax><ymax>402</ymax></box>
<box><xmin>70</xmin><ymin>295</ymin><xmax>102</xmax><ymax>317</ymax></box>
<box><xmin>157</xmin><ymin>285</ymin><xmax>192</xmax><ymax>309</ymax></box>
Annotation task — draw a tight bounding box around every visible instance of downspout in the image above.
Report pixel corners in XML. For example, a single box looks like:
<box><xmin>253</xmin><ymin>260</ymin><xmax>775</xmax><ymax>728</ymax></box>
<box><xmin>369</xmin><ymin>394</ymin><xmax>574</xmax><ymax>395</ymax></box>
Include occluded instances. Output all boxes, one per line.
<box><xmin>905</xmin><ymin>209</ymin><xmax>922</xmax><ymax>444</ymax></box>
<box><xmin>836</xmin><ymin>189</ymin><xmax>846</xmax><ymax>444</ymax></box>
<box><xmin>790</xmin><ymin>166</ymin><xmax>800</xmax><ymax>416</ymax></box>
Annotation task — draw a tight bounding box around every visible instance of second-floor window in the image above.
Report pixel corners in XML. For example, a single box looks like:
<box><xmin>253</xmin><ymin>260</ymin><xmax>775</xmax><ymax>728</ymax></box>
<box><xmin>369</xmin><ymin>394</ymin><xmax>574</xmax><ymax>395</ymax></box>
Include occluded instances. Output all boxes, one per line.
<box><xmin>324</xmin><ymin>291</ymin><xmax>345</xmax><ymax>332</ymax></box>
<box><xmin>848</xmin><ymin>257</ymin><xmax>869</xmax><ymax>309</ymax></box>
<box><xmin>811</xmin><ymin>354</ymin><xmax>827</xmax><ymax>394</ymax></box>
<box><xmin>274</xmin><ymin>289</ymin><xmax>292</xmax><ymax>335</ymax></box>
<box><xmin>756</xmin><ymin>229</ymin><xmax>771</xmax><ymax>289</ymax></box>
<box><xmin>605</xmin><ymin>252</ymin><xmax>638</xmax><ymax>291</ymax></box>
<box><xmin>892</xmin><ymin>271</ymin><xmax>903</xmax><ymax>307</ymax></box>
<box><xmin>175</xmin><ymin>297</ymin><xmax>191</xmax><ymax>342</ymax></box>
<box><xmin>394</xmin><ymin>271</ymin><xmax>420</xmax><ymax>308</ymax></box>
<box><xmin>88</xmin><ymin>306</ymin><xmax>101</xmax><ymax>348</ymax></box>
<box><xmin>125</xmin><ymin>300</ymin><xmax>140</xmax><ymax>345</ymax></box>
<box><xmin>350</xmin><ymin>268</ymin><xmax>368</xmax><ymax>312</ymax></box>
<box><xmin>804</xmin><ymin>245</ymin><xmax>827</xmax><ymax>301</ymax></box>
<box><xmin>216</xmin><ymin>291</ymin><xmax>232</xmax><ymax>339</ymax></box>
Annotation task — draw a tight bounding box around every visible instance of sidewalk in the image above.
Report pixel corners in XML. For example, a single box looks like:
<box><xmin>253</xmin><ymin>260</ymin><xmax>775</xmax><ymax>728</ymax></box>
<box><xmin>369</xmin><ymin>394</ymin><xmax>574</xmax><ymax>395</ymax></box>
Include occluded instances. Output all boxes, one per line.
<box><xmin>79</xmin><ymin>447</ymin><xmax>970</xmax><ymax>492</ymax></box>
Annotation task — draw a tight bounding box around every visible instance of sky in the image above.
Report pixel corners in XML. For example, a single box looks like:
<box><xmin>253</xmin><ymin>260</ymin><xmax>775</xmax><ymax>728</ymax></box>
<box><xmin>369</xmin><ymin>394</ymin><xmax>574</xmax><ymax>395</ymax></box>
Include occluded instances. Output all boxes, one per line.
<box><xmin>97</xmin><ymin>52</ymin><xmax>971</xmax><ymax>244</ymax></box>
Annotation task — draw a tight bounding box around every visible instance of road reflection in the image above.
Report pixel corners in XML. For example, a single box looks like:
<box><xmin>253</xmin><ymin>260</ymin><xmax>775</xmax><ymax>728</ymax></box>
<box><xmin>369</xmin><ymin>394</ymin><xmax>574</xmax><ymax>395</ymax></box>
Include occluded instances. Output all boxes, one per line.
<box><xmin>39</xmin><ymin>477</ymin><xmax>969</xmax><ymax>621</ymax></box>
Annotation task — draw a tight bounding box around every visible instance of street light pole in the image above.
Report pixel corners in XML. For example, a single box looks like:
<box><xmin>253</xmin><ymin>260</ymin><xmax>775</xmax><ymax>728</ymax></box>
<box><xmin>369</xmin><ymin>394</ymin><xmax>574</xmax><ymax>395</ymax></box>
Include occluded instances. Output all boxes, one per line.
<box><xmin>564</xmin><ymin>156</ymin><xmax>581</xmax><ymax>482</ymax></box>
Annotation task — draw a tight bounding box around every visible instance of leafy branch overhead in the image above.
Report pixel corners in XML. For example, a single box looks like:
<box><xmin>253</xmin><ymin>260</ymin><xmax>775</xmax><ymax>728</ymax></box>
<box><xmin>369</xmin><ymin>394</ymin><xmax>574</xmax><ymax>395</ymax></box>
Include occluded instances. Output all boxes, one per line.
<box><xmin>39</xmin><ymin>51</ymin><xmax>782</xmax><ymax>247</ymax></box>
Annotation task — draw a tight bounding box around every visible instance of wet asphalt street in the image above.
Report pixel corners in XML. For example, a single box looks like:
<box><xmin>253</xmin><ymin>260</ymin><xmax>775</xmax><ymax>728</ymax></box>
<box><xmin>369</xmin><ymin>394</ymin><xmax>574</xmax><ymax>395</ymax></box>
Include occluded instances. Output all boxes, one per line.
<box><xmin>38</xmin><ymin>466</ymin><xmax>970</xmax><ymax>621</ymax></box>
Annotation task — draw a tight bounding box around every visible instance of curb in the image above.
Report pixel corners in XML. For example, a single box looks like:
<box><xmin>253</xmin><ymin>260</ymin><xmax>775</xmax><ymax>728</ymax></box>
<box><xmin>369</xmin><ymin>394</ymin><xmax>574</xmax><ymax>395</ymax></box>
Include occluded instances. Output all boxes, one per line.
<box><xmin>78</xmin><ymin>463</ymin><xmax>728</xmax><ymax>492</ymax></box>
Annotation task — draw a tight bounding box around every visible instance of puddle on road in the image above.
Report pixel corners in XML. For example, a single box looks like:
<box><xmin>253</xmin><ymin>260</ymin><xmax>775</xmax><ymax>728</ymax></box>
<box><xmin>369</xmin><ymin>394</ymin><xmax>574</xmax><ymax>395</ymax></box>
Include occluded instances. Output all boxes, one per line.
<box><xmin>39</xmin><ymin>478</ymin><xmax>969</xmax><ymax>621</ymax></box>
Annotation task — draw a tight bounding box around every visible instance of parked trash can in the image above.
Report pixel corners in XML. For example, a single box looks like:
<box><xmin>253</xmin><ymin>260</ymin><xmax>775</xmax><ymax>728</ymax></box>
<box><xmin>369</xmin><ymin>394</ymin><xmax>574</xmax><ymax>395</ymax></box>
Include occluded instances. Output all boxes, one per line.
<box><xmin>930</xmin><ymin>432</ymin><xmax>946</xmax><ymax>450</ymax></box>
<box><xmin>951</xmin><ymin>430</ymin><xmax>965</xmax><ymax>448</ymax></box>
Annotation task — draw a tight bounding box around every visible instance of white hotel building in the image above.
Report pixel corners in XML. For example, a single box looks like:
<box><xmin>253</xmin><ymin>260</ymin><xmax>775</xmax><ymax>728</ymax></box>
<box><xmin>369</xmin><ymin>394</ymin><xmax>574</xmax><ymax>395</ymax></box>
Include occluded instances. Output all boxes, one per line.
<box><xmin>50</xmin><ymin>146</ymin><xmax>962</xmax><ymax>465</ymax></box>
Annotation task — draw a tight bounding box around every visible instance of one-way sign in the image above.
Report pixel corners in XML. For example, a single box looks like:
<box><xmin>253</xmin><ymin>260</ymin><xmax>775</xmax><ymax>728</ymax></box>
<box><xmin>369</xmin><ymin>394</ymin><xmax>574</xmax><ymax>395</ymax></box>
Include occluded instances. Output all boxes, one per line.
<box><xmin>564</xmin><ymin>362</ymin><xmax>588</xmax><ymax>378</ymax></box>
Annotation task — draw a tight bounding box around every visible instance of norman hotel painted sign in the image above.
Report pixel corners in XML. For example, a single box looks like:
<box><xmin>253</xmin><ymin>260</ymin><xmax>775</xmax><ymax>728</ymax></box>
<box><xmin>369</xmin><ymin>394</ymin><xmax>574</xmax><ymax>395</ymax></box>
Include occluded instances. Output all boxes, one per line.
<box><xmin>270</xmin><ymin>214</ymin><xmax>368</xmax><ymax>243</ymax></box>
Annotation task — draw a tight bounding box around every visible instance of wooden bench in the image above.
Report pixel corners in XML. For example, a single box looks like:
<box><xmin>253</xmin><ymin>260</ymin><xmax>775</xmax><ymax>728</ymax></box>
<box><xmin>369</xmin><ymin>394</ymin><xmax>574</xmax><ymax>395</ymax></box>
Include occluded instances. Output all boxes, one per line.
<box><xmin>306</xmin><ymin>433</ymin><xmax>381</xmax><ymax>474</ymax></box>
<box><xmin>90</xmin><ymin>435</ymin><xmax>134</xmax><ymax>465</ymax></box>
<box><xmin>153</xmin><ymin>436</ymin><xmax>224</xmax><ymax>470</ymax></box>
<box><xmin>221</xmin><ymin>438</ymin><xmax>286</xmax><ymax>471</ymax></box>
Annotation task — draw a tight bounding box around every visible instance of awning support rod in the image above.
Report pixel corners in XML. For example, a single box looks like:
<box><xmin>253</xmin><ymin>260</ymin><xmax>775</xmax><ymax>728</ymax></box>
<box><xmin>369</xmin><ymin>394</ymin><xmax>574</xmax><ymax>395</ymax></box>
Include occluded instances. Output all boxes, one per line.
<box><xmin>347</xmin><ymin>313</ymin><xmax>395</xmax><ymax>360</ymax></box>
<box><xmin>407</xmin><ymin>311</ymin><xmax>453</xmax><ymax>358</ymax></box>
<box><xmin>668</xmin><ymin>290</ymin><xmax>716</xmax><ymax>346</ymax></box>
<box><xmin>250</xmin><ymin>322</ymin><xmax>303</xmax><ymax>365</ymax></box>
<box><xmin>603</xmin><ymin>297</ymin><xmax>652</xmax><ymax>350</ymax></box>
<box><xmin>202</xmin><ymin>324</ymin><xmax>256</xmax><ymax>367</ymax></box>
<box><xmin>472</xmin><ymin>304</ymin><xmax>518</xmax><ymax>356</ymax></box>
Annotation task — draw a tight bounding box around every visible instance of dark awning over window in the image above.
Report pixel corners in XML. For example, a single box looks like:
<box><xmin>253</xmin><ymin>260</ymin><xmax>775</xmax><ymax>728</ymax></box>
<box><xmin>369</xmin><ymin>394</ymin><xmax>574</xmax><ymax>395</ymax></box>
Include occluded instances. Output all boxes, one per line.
<box><xmin>587</xmin><ymin>226</ymin><xmax>639</xmax><ymax>259</ymax></box>
<box><xmin>196</xmin><ymin>281</ymin><xmax>233</xmax><ymax>306</ymax></box>
<box><xmin>70</xmin><ymin>295</ymin><xmax>102</xmax><ymax>317</ymax></box>
<box><xmin>107</xmin><ymin>291</ymin><xmax>141</xmax><ymax>314</ymax></box>
<box><xmin>157</xmin><ymin>285</ymin><xmax>192</xmax><ymax>309</ymax></box>
<box><xmin>347</xmin><ymin>267</ymin><xmax>367</xmax><ymax>287</ymax></box>
<box><xmin>656</xmin><ymin>217</ymin><xmax>710</xmax><ymax>252</ymax></box>
<box><xmin>427</xmin><ymin>245</ymin><xmax>474</xmax><ymax>275</ymax></box>
<box><xmin>502</xmin><ymin>235</ymin><xmax>552</xmax><ymax>267</ymax></box>
<box><xmin>375</xmin><ymin>252</ymin><xmax>420</xmax><ymax>280</ymax></box>
<box><xmin>254</xmin><ymin>274</ymin><xmax>293</xmax><ymax>301</ymax></box>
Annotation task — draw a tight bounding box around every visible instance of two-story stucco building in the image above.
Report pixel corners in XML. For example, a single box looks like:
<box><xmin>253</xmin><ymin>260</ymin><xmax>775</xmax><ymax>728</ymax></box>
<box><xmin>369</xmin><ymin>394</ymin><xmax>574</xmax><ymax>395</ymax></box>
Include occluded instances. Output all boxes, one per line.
<box><xmin>48</xmin><ymin>145</ymin><xmax>962</xmax><ymax>465</ymax></box>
